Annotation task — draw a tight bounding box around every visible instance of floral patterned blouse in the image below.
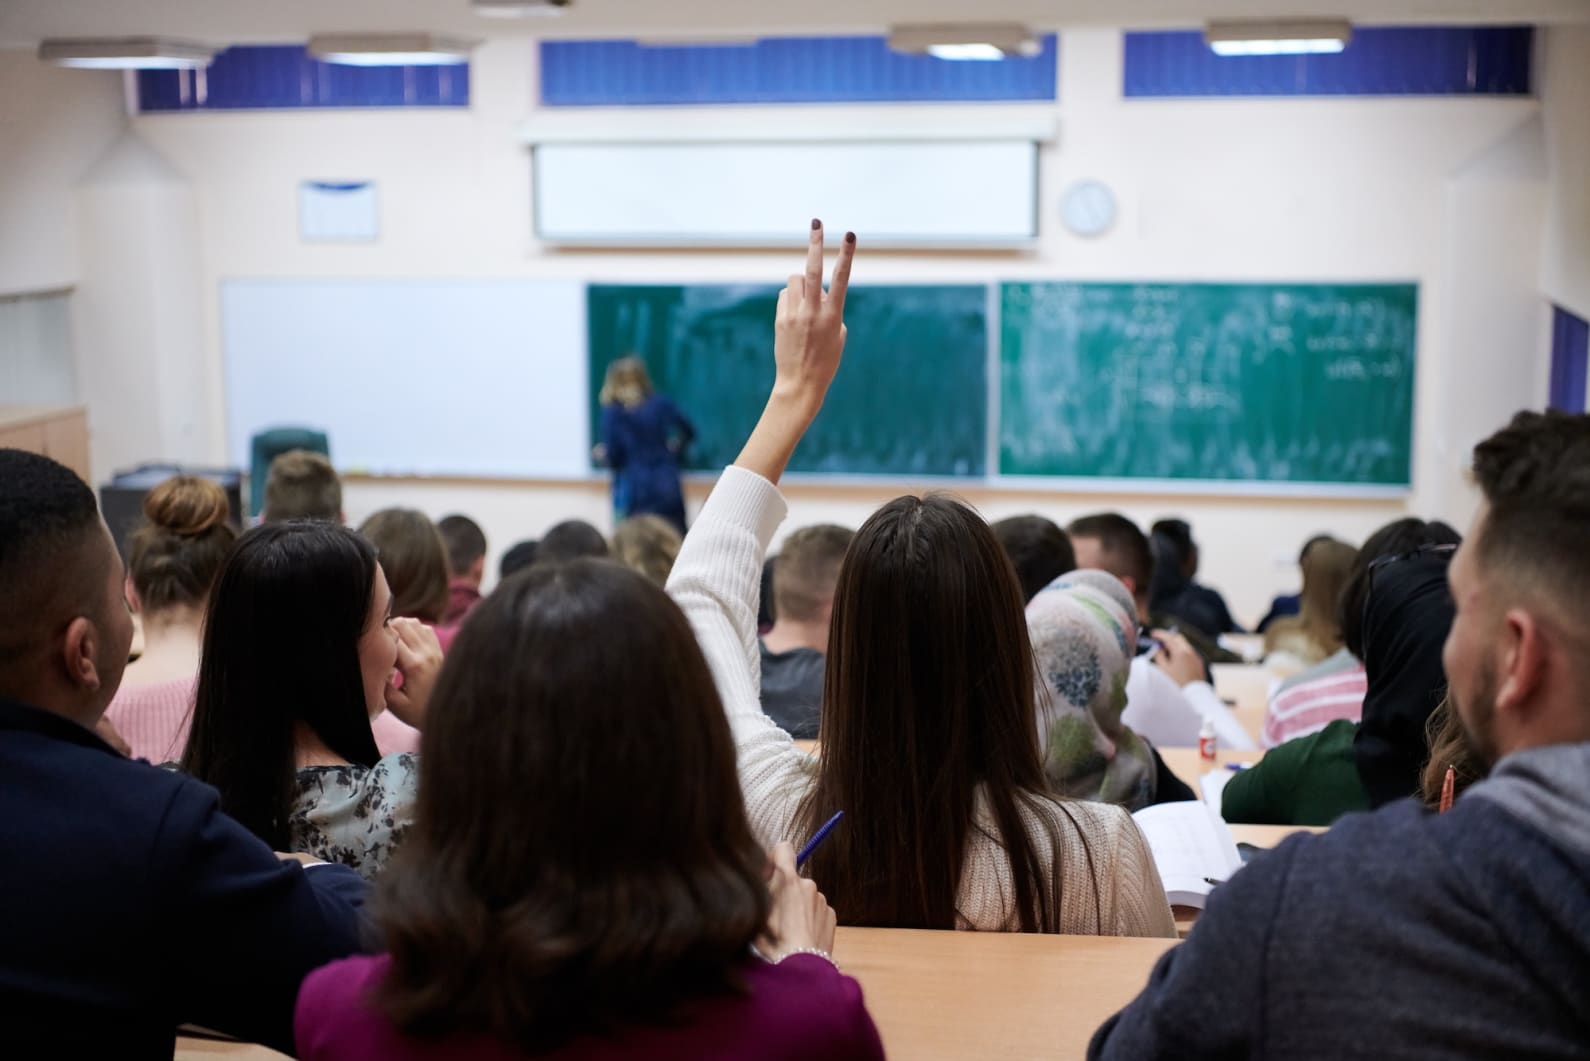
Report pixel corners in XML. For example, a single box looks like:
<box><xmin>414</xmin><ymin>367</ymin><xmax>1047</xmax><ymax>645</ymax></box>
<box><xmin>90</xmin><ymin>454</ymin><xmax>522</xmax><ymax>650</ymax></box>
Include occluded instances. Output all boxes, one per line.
<box><xmin>290</xmin><ymin>753</ymin><xmax>419</xmax><ymax>880</ymax></box>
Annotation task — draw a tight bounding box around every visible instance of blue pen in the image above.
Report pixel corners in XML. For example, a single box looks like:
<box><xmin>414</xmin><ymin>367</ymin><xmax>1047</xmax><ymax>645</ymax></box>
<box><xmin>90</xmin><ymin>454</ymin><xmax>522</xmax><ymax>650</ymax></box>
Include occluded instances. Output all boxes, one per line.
<box><xmin>796</xmin><ymin>810</ymin><xmax>845</xmax><ymax>868</ymax></box>
<box><xmin>1225</xmin><ymin>763</ymin><xmax>1248</xmax><ymax>772</ymax></box>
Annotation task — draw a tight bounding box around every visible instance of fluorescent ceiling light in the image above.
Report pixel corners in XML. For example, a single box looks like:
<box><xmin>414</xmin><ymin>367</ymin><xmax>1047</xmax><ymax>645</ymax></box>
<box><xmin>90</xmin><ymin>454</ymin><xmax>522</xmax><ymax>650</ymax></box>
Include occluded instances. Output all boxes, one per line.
<box><xmin>38</xmin><ymin>37</ymin><xmax>215</xmax><ymax>69</ymax></box>
<box><xmin>1205</xmin><ymin>19</ymin><xmax>1352</xmax><ymax>56</ymax></box>
<box><xmin>308</xmin><ymin>34</ymin><xmax>476</xmax><ymax>66</ymax></box>
<box><xmin>889</xmin><ymin>24</ymin><xmax>1041</xmax><ymax>61</ymax></box>
<box><xmin>472</xmin><ymin>0</ymin><xmax>571</xmax><ymax>16</ymax></box>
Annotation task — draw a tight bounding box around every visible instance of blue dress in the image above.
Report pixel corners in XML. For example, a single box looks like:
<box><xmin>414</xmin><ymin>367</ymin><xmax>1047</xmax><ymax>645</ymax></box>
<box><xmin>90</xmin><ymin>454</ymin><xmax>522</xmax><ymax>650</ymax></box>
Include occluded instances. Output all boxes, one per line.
<box><xmin>600</xmin><ymin>395</ymin><xmax>695</xmax><ymax>533</ymax></box>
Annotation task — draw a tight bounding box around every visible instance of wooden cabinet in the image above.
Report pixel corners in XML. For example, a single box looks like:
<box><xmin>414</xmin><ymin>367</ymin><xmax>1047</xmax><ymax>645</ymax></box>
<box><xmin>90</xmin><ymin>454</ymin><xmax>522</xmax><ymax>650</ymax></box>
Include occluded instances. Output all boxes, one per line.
<box><xmin>0</xmin><ymin>406</ymin><xmax>91</xmax><ymax>482</ymax></box>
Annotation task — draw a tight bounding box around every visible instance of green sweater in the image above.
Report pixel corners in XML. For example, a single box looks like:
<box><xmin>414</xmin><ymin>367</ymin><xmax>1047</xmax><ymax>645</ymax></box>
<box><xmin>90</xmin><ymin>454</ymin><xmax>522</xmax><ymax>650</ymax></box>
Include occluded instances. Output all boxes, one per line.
<box><xmin>1221</xmin><ymin>720</ymin><xmax>1372</xmax><ymax>826</ymax></box>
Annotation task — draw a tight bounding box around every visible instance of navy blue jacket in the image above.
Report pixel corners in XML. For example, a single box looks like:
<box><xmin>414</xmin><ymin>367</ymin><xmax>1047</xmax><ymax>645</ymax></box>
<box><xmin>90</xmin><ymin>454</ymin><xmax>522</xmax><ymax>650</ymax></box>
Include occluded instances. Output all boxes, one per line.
<box><xmin>0</xmin><ymin>699</ymin><xmax>369</xmax><ymax>1057</ymax></box>
<box><xmin>1091</xmin><ymin>790</ymin><xmax>1590</xmax><ymax>1059</ymax></box>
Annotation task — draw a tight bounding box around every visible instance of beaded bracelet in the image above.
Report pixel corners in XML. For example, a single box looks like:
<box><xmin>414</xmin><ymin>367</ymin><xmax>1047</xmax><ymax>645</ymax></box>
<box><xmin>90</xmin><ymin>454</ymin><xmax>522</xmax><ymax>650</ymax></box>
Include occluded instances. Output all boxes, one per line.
<box><xmin>749</xmin><ymin>942</ymin><xmax>839</xmax><ymax>969</ymax></box>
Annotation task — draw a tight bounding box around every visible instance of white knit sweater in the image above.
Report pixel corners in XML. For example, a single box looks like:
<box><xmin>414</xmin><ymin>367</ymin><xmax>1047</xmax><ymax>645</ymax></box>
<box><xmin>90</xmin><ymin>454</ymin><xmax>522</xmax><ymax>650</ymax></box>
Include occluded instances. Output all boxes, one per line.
<box><xmin>669</xmin><ymin>466</ymin><xmax>1177</xmax><ymax>938</ymax></box>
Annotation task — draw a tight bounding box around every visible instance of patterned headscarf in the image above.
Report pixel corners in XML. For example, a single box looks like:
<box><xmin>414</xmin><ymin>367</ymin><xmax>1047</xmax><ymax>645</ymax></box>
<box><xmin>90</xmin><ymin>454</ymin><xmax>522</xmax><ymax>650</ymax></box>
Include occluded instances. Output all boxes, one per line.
<box><xmin>1027</xmin><ymin>570</ymin><xmax>1157</xmax><ymax>809</ymax></box>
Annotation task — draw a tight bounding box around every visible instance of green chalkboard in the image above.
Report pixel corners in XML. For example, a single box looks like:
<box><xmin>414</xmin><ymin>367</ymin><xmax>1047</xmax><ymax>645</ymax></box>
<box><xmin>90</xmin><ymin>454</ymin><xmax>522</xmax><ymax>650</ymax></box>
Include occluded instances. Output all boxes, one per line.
<box><xmin>999</xmin><ymin>282</ymin><xmax>1417</xmax><ymax>485</ymax></box>
<box><xmin>589</xmin><ymin>284</ymin><xmax>988</xmax><ymax>476</ymax></box>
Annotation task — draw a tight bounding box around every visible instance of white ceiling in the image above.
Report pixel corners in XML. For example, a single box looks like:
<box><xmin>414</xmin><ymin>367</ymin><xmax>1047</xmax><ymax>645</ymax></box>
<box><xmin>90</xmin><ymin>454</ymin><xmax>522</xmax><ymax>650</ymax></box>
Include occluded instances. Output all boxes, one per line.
<box><xmin>1</xmin><ymin>0</ymin><xmax>1586</xmax><ymax>49</ymax></box>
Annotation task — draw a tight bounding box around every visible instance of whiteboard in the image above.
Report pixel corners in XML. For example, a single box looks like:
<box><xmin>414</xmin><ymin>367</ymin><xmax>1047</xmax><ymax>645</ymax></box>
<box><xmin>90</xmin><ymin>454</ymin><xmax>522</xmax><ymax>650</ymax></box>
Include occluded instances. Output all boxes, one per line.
<box><xmin>222</xmin><ymin>279</ymin><xmax>589</xmax><ymax>478</ymax></box>
<box><xmin>532</xmin><ymin>141</ymin><xmax>1038</xmax><ymax>247</ymax></box>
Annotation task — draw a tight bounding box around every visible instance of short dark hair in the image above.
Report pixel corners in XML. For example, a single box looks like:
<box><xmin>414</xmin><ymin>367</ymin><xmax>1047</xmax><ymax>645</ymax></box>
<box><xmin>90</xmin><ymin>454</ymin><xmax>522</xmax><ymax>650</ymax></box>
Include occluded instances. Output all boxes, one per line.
<box><xmin>182</xmin><ymin>522</ymin><xmax>382</xmax><ymax>849</ymax></box>
<box><xmin>1339</xmin><ymin>519</ymin><xmax>1461</xmax><ymax>659</ymax></box>
<box><xmin>1149</xmin><ymin>518</ymin><xmax>1195</xmax><ymax>557</ymax></box>
<box><xmin>536</xmin><ymin>520</ymin><xmax>609</xmax><ymax>567</ymax></box>
<box><xmin>437</xmin><ymin>514</ymin><xmax>487</xmax><ymax>578</ymax></box>
<box><xmin>1472</xmin><ymin>410</ymin><xmax>1590</xmax><ymax>627</ymax></box>
<box><xmin>374</xmin><ymin>560</ymin><xmax>769</xmax><ymax>1051</ymax></box>
<box><xmin>359</xmin><ymin>509</ymin><xmax>451</xmax><ymax>624</ymax></box>
<box><xmin>262</xmin><ymin>450</ymin><xmax>341</xmax><ymax>523</ymax></box>
<box><xmin>0</xmin><ymin>450</ymin><xmax>105</xmax><ymax>675</ymax></box>
<box><xmin>499</xmin><ymin>539</ymin><xmax>539</xmax><ymax>580</ymax></box>
<box><xmin>1067</xmin><ymin>512</ymin><xmax>1154</xmax><ymax>593</ymax></box>
<box><xmin>773</xmin><ymin>524</ymin><xmax>854</xmax><ymax>623</ymax></box>
<box><xmin>991</xmin><ymin>515</ymin><xmax>1077</xmax><ymax>603</ymax></box>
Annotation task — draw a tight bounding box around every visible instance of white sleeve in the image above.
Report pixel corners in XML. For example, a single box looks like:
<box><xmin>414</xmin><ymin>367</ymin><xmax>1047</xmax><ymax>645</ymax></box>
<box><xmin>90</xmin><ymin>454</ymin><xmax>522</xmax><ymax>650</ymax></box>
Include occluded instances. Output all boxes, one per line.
<box><xmin>1122</xmin><ymin>657</ymin><xmax>1203</xmax><ymax>748</ymax></box>
<box><xmin>1182</xmin><ymin>680</ymin><xmax>1258</xmax><ymax>751</ymax></box>
<box><xmin>667</xmin><ymin>465</ymin><xmax>813</xmax><ymax>849</ymax></box>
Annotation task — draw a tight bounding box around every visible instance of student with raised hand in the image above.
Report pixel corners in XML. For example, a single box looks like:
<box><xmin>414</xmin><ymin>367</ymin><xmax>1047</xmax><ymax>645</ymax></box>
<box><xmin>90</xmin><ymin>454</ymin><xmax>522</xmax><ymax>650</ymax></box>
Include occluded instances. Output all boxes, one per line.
<box><xmin>181</xmin><ymin>521</ymin><xmax>442</xmax><ymax>879</ymax></box>
<box><xmin>0</xmin><ymin>449</ymin><xmax>367</xmax><ymax>1056</ymax></box>
<box><xmin>669</xmin><ymin>223</ymin><xmax>1175</xmax><ymax>937</ymax></box>
<box><xmin>1091</xmin><ymin>410</ymin><xmax>1590</xmax><ymax>1059</ymax></box>
<box><xmin>104</xmin><ymin>474</ymin><xmax>237</xmax><ymax>762</ymax></box>
<box><xmin>295</xmin><ymin>536</ymin><xmax>882</xmax><ymax>1059</ymax></box>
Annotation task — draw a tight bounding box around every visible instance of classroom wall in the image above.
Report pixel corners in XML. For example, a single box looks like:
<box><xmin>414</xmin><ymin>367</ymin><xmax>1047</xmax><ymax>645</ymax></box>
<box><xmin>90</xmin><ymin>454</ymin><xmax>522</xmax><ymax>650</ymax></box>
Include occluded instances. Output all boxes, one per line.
<box><xmin>1540</xmin><ymin>25</ymin><xmax>1590</xmax><ymax>321</ymax></box>
<box><xmin>0</xmin><ymin>51</ymin><xmax>126</xmax><ymax>296</ymax></box>
<box><xmin>47</xmin><ymin>29</ymin><xmax>1583</xmax><ymax>619</ymax></box>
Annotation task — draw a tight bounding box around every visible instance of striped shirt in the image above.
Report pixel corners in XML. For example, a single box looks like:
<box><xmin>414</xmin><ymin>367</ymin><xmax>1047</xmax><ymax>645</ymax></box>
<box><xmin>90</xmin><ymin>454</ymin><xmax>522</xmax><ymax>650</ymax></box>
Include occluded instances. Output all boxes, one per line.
<box><xmin>1262</xmin><ymin>664</ymin><xmax>1368</xmax><ymax>749</ymax></box>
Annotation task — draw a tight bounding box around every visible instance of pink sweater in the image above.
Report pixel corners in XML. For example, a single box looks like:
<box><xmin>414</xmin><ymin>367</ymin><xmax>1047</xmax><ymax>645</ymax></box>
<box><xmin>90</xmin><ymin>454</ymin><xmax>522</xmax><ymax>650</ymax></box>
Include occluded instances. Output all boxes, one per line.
<box><xmin>103</xmin><ymin>675</ymin><xmax>197</xmax><ymax>763</ymax></box>
<box><xmin>296</xmin><ymin>953</ymin><xmax>884</xmax><ymax>1061</ymax></box>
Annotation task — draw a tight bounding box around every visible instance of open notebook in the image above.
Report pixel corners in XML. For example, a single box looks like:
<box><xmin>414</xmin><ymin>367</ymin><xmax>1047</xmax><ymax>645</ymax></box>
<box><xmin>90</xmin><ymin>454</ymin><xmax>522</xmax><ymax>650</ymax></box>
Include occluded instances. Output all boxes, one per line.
<box><xmin>1131</xmin><ymin>800</ymin><xmax>1243</xmax><ymax>908</ymax></box>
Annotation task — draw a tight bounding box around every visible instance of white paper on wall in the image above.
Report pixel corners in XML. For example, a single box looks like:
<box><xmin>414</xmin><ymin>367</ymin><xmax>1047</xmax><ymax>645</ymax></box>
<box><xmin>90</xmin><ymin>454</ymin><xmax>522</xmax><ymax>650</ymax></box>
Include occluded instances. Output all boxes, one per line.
<box><xmin>298</xmin><ymin>180</ymin><xmax>379</xmax><ymax>243</ymax></box>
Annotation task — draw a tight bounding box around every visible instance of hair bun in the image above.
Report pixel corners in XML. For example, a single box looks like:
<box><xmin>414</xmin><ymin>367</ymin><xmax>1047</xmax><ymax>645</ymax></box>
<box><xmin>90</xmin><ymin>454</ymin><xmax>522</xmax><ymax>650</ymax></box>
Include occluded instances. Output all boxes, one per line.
<box><xmin>144</xmin><ymin>476</ymin><xmax>230</xmax><ymax>537</ymax></box>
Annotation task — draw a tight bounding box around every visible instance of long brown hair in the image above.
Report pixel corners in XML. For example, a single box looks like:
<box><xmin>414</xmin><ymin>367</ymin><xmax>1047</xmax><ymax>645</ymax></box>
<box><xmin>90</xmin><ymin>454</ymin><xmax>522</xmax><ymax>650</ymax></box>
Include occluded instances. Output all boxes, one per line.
<box><xmin>375</xmin><ymin>560</ymin><xmax>770</xmax><ymax>1050</ymax></box>
<box><xmin>1297</xmin><ymin>538</ymin><xmax>1357</xmax><ymax>655</ymax></box>
<box><xmin>358</xmin><ymin>508</ymin><xmax>450</xmax><ymax>623</ymax></box>
<box><xmin>795</xmin><ymin>494</ymin><xmax>1069</xmax><ymax>932</ymax></box>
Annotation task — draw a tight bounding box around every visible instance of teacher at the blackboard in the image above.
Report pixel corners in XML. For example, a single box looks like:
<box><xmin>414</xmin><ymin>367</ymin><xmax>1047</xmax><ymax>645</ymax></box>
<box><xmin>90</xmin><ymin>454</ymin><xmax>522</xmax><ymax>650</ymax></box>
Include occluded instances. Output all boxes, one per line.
<box><xmin>594</xmin><ymin>356</ymin><xmax>696</xmax><ymax>534</ymax></box>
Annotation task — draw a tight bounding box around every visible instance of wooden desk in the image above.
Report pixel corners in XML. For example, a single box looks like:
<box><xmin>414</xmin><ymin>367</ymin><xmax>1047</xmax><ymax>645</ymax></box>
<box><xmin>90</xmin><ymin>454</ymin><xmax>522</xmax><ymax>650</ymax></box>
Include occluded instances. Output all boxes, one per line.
<box><xmin>1159</xmin><ymin>747</ymin><xmax>1265</xmax><ymax>792</ymax></box>
<box><xmin>836</xmin><ymin>927</ymin><xmax>1173</xmax><ymax>1060</ymax></box>
<box><xmin>176</xmin><ymin>931</ymin><xmax>1175</xmax><ymax>1061</ymax></box>
<box><xmin>1209</xmin><ymin>663</ymin><xmax>1274</xmax><ymax>715</ymax></box>
<box><xmin>0</xmin><ymin>405</ymin><xmax>89</xmax><ymax>482</ymax></box>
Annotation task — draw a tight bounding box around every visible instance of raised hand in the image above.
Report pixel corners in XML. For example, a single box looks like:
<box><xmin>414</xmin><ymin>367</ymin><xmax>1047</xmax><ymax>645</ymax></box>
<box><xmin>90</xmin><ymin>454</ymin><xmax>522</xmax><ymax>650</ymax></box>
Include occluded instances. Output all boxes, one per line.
<box><xmin>734</xmin><ymin>221</ymin><xmax>856</xmax><ymax>484</ymax></box>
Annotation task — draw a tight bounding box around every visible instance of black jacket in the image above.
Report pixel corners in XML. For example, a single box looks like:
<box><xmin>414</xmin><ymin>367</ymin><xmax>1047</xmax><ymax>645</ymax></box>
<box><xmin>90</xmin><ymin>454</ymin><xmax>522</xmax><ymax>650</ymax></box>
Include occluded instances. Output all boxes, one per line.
<box><xmin>0</xmin><ymin>698</ymin><xmax>369</xmax><ymax>1057</ymax></box>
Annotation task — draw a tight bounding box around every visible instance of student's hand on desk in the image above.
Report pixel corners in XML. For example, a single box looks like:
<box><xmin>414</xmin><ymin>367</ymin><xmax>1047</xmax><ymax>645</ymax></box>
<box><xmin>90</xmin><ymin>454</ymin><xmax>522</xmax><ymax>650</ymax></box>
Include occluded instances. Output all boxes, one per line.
<box><xmin>1152</xmin><ymin>629</ymin><xmax>1205</xmax><ymax>688</ymax></box>
<box><xmin>384</xmin><ymin>617</ymin><xmax>443</xmax><ymax>729</ymax></box>
<box><xmin>763</xmin><ymin>841</ymin><xmax>837</xmax><ymax>958</ymax></box>
<box><xmin>733</xmin><ymin>221</ymin><xmax>856</xmax><ymax>484</ymax></box>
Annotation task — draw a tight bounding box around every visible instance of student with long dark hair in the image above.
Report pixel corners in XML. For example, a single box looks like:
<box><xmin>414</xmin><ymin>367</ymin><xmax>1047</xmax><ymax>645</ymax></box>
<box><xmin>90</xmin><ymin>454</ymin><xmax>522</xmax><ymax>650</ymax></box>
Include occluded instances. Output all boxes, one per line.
<box><xmin>295</xmin><ymin>540</ymin><xmax>882</xmax><ymax>1058</ymax></box>
<box><xmin>669</xmin><ymin>224</ymin><xmax>1174</xmax><ymax>936</ymax></box>
<box><xmin>181</xmin><ymin>522</ymin><xmax>441</xmax><ymax>879</ymax></box>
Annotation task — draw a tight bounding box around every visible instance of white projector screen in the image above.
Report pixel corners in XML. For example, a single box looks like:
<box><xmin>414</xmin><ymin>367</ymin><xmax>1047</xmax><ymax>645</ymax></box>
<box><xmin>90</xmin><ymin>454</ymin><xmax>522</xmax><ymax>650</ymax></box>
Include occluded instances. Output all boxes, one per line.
<box><xmin>533</xmin><ymin>140</ymin><xmax>1038</xmax><ymax>247</ymax></box>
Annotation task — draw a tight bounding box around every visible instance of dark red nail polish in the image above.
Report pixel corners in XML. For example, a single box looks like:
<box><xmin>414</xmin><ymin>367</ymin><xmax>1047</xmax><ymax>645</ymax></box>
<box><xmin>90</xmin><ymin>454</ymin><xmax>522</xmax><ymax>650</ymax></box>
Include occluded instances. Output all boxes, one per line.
<box><xmin>845</xmin><ymin>231</ymin><xmax>856</xmax><ymax>244</ymax></box>
<box><xmin>811</xmin><ymin>218</ymin><xmax>821</xmax><ymax>230</ymax></box>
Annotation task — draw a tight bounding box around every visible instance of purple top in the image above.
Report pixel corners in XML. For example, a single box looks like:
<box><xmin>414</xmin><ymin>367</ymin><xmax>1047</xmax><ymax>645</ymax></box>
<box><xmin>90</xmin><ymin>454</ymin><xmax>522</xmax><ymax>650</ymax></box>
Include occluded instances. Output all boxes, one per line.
<box><xmin>296</xmin><ymin>952</ymin><xmax>885</xmax><ymax>1061</ymax></box>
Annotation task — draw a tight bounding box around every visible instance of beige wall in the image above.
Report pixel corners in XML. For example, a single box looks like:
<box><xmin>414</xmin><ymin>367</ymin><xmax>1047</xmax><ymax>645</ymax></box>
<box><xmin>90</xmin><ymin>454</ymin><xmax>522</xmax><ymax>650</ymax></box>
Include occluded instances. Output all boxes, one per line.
<box><xmin>8</xmin><ymin>30</ymin><xmax>1584</xmax><ymax>619</ymax></box>
<box><xmin>0</xmin><ymin>51</ymin><xmax>126</xmax><ymax>295</ymax></box>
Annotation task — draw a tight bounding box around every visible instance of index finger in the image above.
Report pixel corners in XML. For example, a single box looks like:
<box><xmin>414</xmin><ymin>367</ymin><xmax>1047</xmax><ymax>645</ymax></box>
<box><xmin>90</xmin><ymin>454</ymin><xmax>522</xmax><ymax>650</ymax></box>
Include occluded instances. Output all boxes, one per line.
<box><xmin>828</xmin><ymin>231</ymin><xmax>856</xmax><ymax>313</ymax></box>
<box><xmin>804</xmin><ymin>219</ymin><xmax>825</xmax><ymax>306</ymax></box>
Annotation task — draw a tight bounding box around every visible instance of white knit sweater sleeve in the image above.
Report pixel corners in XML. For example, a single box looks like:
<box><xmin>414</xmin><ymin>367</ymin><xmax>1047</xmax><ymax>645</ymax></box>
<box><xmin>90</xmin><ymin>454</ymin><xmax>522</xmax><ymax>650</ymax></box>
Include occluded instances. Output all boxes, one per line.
<box><xmin>667</xmin><ymin>464</ymin><xmax>812</xmax><ymax>850</ymax></box>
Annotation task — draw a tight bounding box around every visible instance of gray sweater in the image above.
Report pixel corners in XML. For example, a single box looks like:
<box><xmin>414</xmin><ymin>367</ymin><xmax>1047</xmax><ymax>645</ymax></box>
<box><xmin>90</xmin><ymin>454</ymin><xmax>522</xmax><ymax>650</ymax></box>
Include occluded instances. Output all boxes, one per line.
<box><xmin>1091</xmin><ymin>742</ymin><xmax>1590</xmax><ymax>1059</ymax></box>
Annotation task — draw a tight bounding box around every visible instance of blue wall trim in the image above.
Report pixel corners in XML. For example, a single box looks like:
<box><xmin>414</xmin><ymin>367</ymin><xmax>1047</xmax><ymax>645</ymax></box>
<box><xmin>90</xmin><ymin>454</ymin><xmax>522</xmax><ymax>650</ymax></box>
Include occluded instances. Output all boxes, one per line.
<box><xmin>1550</xmin><ymin>305</ymin><xmax>1589</xmax><ymax>414</ymax></box>
<box><xmin>138</xmin><ymin>45</ymin><xmax>470</xmax><ymax>111</ymax></box>
<box><xmin>539</xmin><ymin>35</ymin><xmax>1058</xmax><ymax>106</ymax></box>
<box><xmin>1123</xmin><ymin>26</ymin><xmax>1532</xmax><ymax>98</ymax></box>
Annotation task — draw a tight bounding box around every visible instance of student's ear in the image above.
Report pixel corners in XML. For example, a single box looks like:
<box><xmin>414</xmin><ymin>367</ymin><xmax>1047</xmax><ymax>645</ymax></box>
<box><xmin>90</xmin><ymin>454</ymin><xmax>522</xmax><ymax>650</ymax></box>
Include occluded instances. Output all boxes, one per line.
<box><xmin>1493</xmin><ymin>607</ymin><xmax>1547</xmax><ymax>723</ymax></box>
<box><xmin>1120</xmin><ymin>575</ymin><xmax>1138</xmax><ymax>595</ymax></box>
<box><xmin>124</xmin><ymin>575</ymin><xmax>142</xmax><ymax>616</ymax></box>
<box><xmin>60</xmin><ymin>616</ymin><xmax>105</xmax><ymax>694</ymax></box>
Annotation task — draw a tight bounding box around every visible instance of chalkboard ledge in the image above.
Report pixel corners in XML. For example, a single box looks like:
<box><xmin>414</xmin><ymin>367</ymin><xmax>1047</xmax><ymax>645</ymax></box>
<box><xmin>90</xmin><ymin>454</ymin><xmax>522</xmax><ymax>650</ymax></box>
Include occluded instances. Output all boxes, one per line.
<box><xmin>343</xmin><ymin>470</ymin><xmax>1410</xmax><ymax>501</ymax></box>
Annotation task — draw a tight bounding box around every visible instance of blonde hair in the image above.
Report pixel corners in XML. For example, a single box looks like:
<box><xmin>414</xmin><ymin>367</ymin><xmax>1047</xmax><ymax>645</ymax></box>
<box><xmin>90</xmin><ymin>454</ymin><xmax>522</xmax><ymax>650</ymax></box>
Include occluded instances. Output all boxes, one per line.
<box><xmin>774</xmin><ymin>524</ymin><xmax>855</xmax><ymax>624</ymax></box>
<box><xmin>611</xmin><ymin>515</ymin><xmax>683</xmax><ymax>589</ymax></box>
<box><xmin>599</xmin><ymin>356</ymin><xmax>654</xmax><ymax>409</ymax></box>
<box><xmin>263</xmin><ymin>450</ymin><xmax>341</xmax><ymax>523</ymax></box>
